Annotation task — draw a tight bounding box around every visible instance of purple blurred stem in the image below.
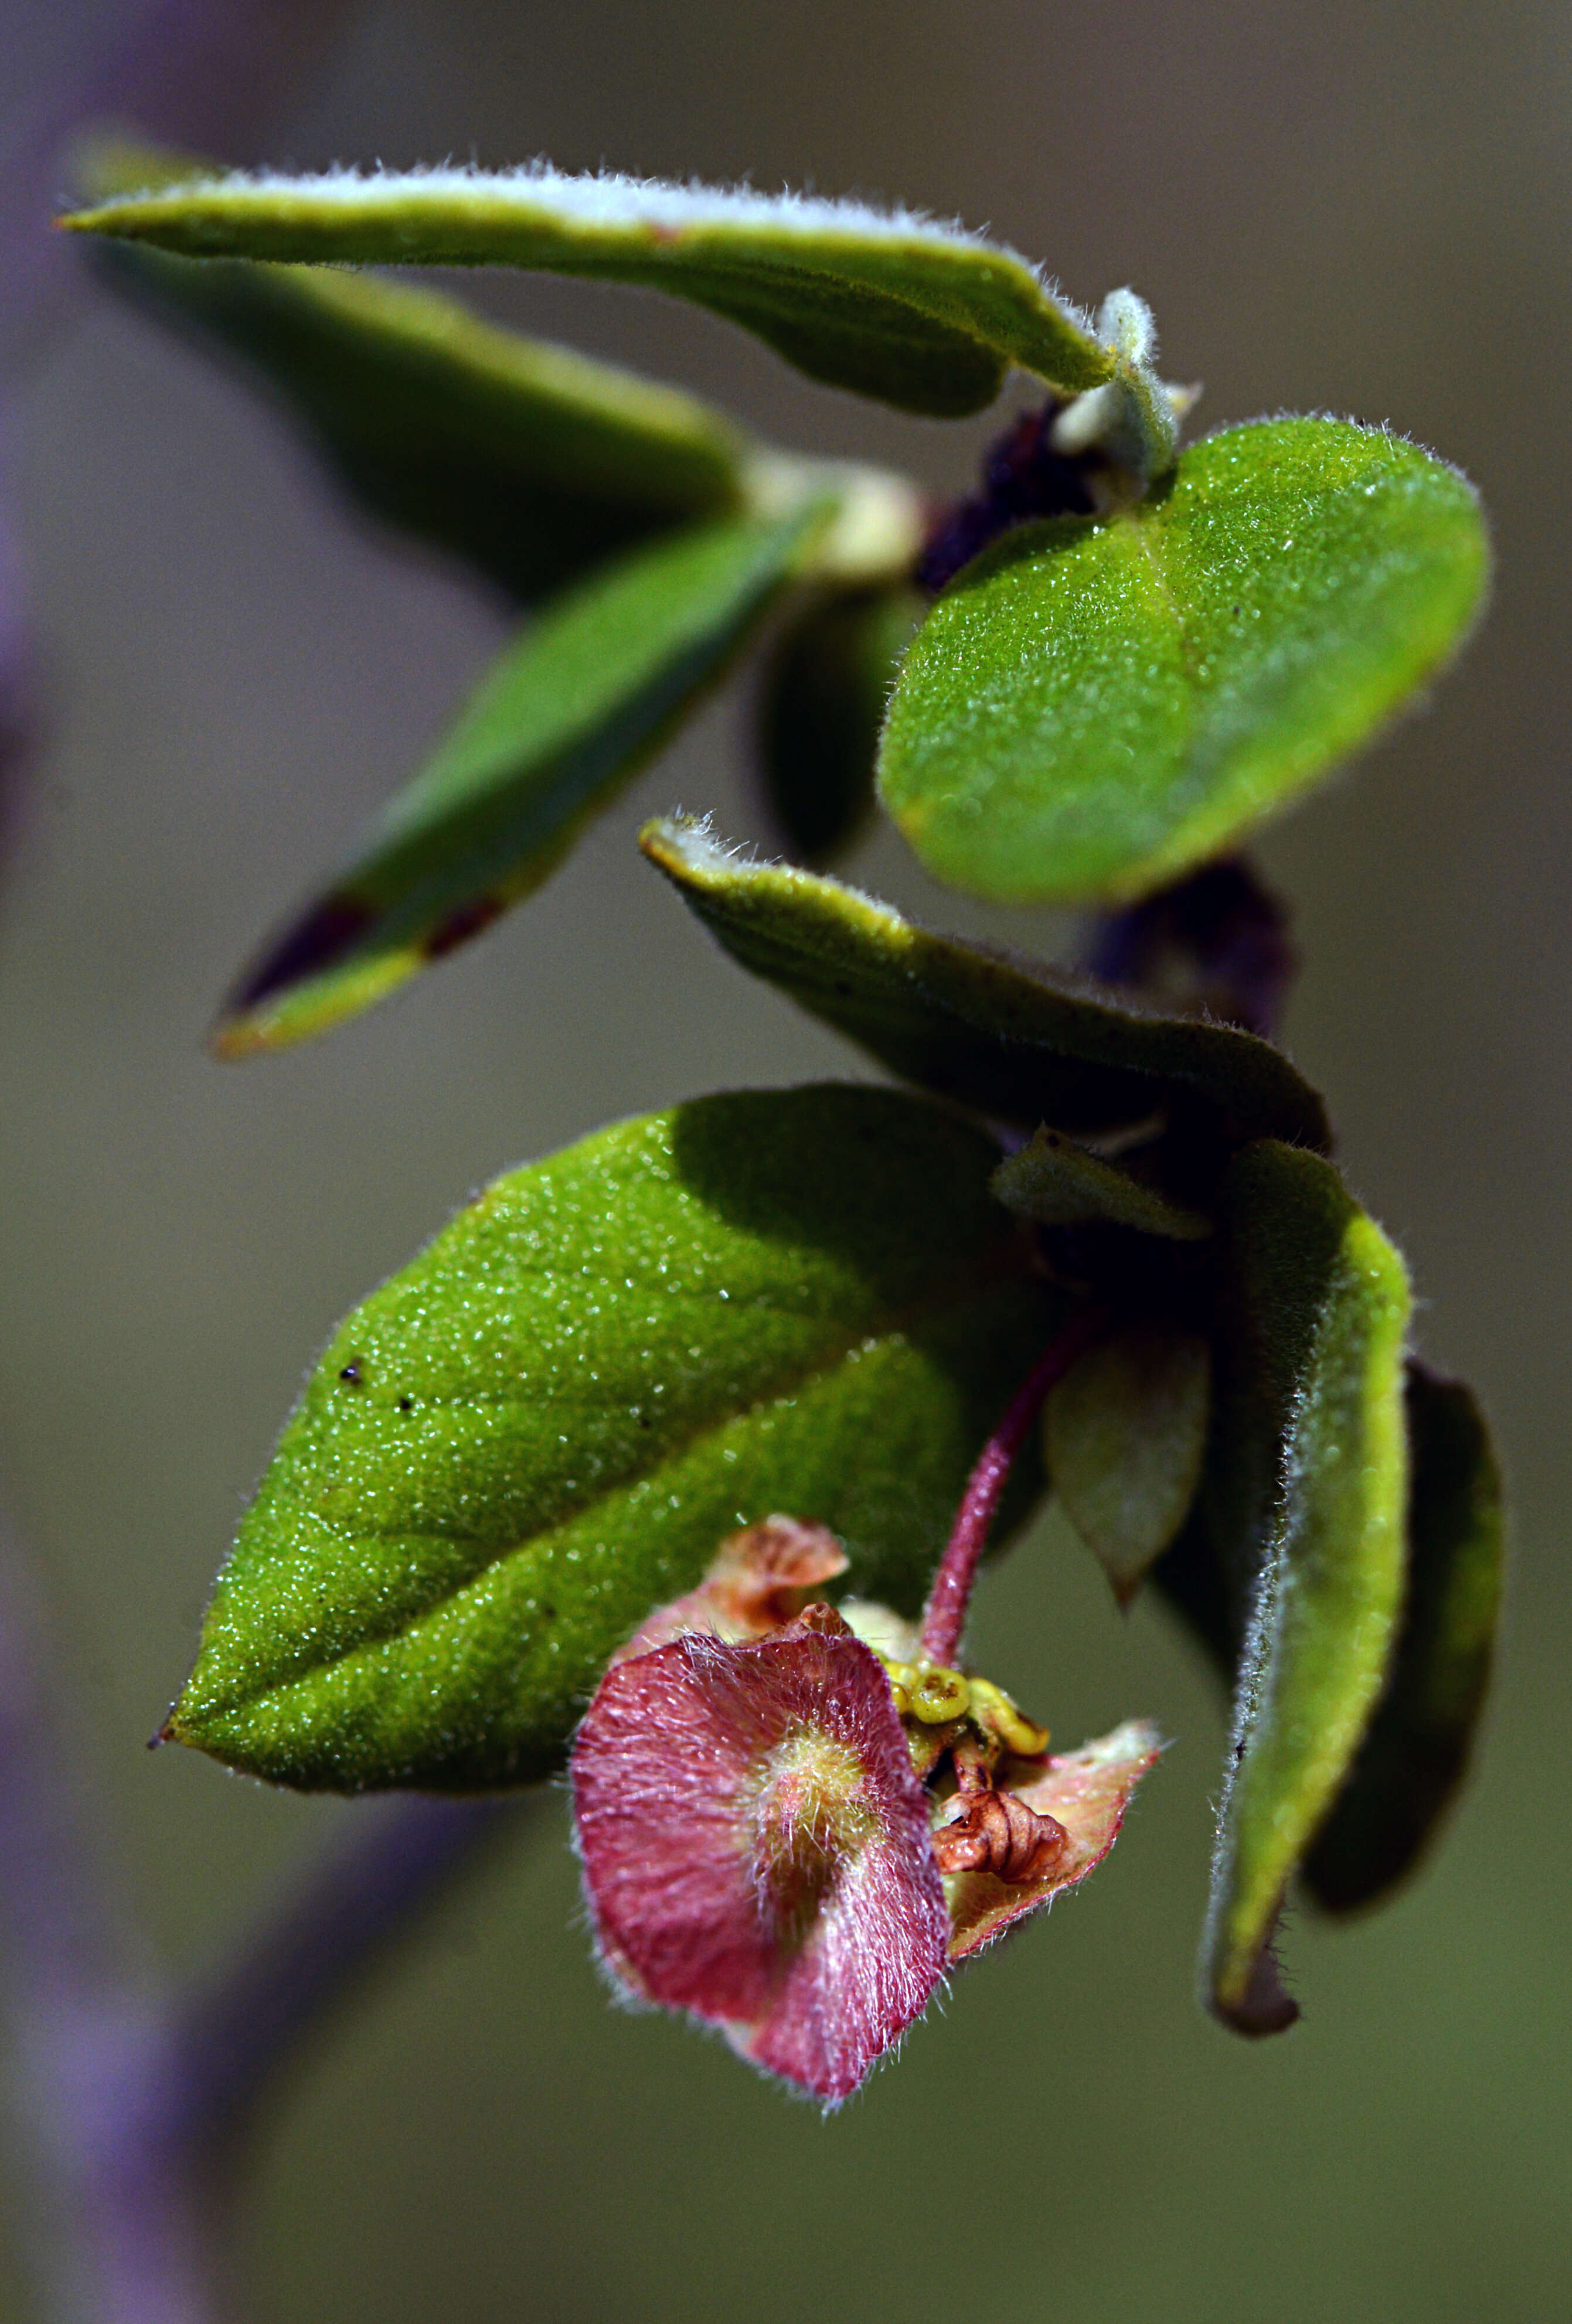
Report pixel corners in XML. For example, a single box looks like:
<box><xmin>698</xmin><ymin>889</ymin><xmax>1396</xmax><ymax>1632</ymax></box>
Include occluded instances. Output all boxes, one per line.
<box><xmin>0</xmin><ymin>1512</ymin><xmax>539</xmax><ymax>2322</ymax></box>
<box><xmin>918</xmin><ymin>1306</ymin><xmax>1110</xmax><ymax>1667</ymax></box>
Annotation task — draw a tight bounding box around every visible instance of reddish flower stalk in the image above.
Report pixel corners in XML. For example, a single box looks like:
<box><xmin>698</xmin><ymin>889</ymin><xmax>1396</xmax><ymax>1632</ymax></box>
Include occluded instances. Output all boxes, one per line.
<box><xmin>919</xmin><ymin>1304</ymin><xmax>1110</xmax><ymax>1667</ymax></box>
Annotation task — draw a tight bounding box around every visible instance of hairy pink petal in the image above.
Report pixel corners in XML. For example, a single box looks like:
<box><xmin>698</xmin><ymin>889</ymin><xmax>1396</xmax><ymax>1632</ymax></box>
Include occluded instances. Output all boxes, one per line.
<box><xmin>941</xmin><ymin>1719</ymin><xmax>1163</xmax><ymax>1961</ymax></box>
<box><xmin>573</xmin><ymin>1619</ymin><xmax>947</xmax><ymax>2102</ymax></box>
<box><xmin>613</xmin><ymin>1517</ymin><xmax>848</xmax><ymax>1664</ymax></box>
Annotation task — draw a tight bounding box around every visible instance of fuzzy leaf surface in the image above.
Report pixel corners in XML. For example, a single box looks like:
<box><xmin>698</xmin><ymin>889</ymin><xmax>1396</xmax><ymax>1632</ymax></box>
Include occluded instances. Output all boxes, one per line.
<box><xmin>172</xmin><ymin>1086</ymin><xmax>1057</xmax><ymax>1791</ymax></box>
<box><xmin>1200</xmin><ymin>1141</ymin><xmax>1411</xmax><ymax>2032</ymax></box>
<box><xmin>1304</xmin><ymin>1364</ymin><xmax>1503</xmax><ymax>1913</ymax></box>
<box><xmin>1046</xmin><ymin>1320</ymin><xmax>1211</xmax><ymax>1603</ymax></box>
<box><xmin>880</xmin><ymin>418</ymin><xmax>1489</xmax><ymax>902</ymax></box>
<box><xmin>64</xmin><ymin>163</ymin><xmax>1117</xmax><ymax>418</ymax></box>
<box><xmin>216</xmin><ymin>507</ymin><xmax>824</xmax><ymax>1055</ymax></box>
<box><xmin>641</xmin><ymin>817</ymin><xmax>1329</xmax><ymax>1147</ymax></box>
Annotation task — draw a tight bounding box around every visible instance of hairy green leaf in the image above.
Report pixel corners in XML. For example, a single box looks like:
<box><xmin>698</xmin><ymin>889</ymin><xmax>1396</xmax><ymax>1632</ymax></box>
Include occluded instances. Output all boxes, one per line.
<box><xmin>64</xmin><ymin>162</ymin><xmax>1118</xmax><ymax>418</ymax></box>
<box><xmin>172</xmin><ymin>1086</ymin><xmax>1057</xmax><ymax>1790</ymax></box>
<box><xmin>760</xmin><ymin>586</ymin><xmax>922</xmax><ymax>863</ymax></box>
<box><xmin>1200</xmin><ymin>1141</ymin><xmax>1411</xmax><ymax>2033</ymax></box>
<box><xmin>215</xmin><ymin>507</ymin><xmax>826</xmax><ymax>1056</ymax></box>
<box><xmin>1304</xmin><ymin>1363</ymin><xmax>1503</xmax><ymax>1914</ymax></box>
<box><xmin>1046</xmin><ymin>1321</ymin><xmax>1211</xmax><ymax>1605</ymax></box>
<box><xmin>639</xmin><ymin>817</ymin><xmax>1330</xmax><ymax>1148</ymax></box>
<box><xmin>991</xmin><ymin>1125</ymin><xmax>1213</xmax><ymax>1239</ymax></box>
<box><xmin>879</xmin><ymin>418</ymin><xmax>1489</xmax><ymax>903</ymax></box>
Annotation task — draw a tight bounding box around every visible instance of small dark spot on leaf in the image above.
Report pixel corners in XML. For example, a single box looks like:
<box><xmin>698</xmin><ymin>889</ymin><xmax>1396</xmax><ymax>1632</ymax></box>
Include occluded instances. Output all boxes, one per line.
<box><xmin>229</xmin><ymin>890</ymin><xmax>375</xmax><ymax>1008</ymax></box>
<box><xmin>397</xmin><ymin>1393</ymin><xmax>414</xmax><ymax>1412</ymax></box>
<box><xmin>339</xmin><ymin>1360</ymin><xmax>363</xmax><ymax>1386</ymax></box>
<box><xmin>424</xmin><ymin>893</ymin><xmax>505</xmax><ymax>962</ymax></box>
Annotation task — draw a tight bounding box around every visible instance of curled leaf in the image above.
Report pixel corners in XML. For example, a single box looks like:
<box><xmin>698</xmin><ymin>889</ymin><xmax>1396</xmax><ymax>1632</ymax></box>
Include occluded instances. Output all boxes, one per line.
<box><xmin>1200</xmin><ymin>1142</ymin><xmax>1411</xmax><ymax>2033</ymax></box>
<box><xmin>942</xmin><ymin>1720</ymin><xmax>1163</xmax><ymax>1959</ymax></box>
<box><xmin>640</xmin><ymin>816</ymin><xmax>1330</xmax><ymax>1148</ymax></box>
<box><xmin>64</xmin><ymin>162</ymin><xmax>1120</xmax><ymax>418</ymax></box>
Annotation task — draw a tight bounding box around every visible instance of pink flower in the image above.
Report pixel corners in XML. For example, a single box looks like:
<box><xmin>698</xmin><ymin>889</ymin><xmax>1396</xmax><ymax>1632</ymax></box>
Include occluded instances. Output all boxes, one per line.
<box><xmin>571</xmin><ymin>1518</ymin><xmax>1159</xmax><ymax>2103</ymax></box>
<box><xmin>574</xmin><ymin>1600</ymin><xmax>948</xmax><ymax>2102</ymax></box>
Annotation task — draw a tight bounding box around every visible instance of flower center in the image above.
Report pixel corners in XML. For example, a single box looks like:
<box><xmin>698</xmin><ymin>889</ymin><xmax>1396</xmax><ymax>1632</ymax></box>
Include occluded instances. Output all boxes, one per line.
<box><xmin>751</xmin><ymin>1726</ymin><xmax>882</xmax><ymax>1948</ymax></box>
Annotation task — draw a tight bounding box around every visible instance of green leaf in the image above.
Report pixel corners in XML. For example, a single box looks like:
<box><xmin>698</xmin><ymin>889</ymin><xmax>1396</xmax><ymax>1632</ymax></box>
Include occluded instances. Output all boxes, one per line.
<box><xmin>879</xmin><ymin>418</ymin><xmax>1490</xmax><ymax>903</ymax></box>
<box><xmin>1304</xmin><ymin>1362</ymin><xmax>1503</xmax><ymax>1914</ymax></box>
<box><xmin>77</xmin><ymin>132</ymin><xmax>754</xmax><ymax>601</ymax></box>
<box><xmin>93</xmin><ymin>242</ymin><xmax>754</xmax><ymax>604</ymax></box>
<box><xmin>1200</xmin><ymin>1141</ymin><xmax>1411</xmax><ymax>2033</ymax></box>
<box><xmin>171</xmin><ymin>1085</ymin><xmax>1057</xmax><ymax>1791</ymax></box>
<box><xmin>759</xmin><ymin>585</ymin><xmax>922</xmax><ymax>862</ymax></box>
<box><xmin>63</xmin><ymin>162</ymin><xmax>1119</xmax><ymax>418</ymax></box>
<box><xmin>1046</xmin><ymin>1320</ymin><xmax>1212</xmax><ymax>1605</ymax></box>
<box><xmin>213</xmin><ymin>506</ymin><xmax>826</xmax><ymax>1056</ymax></box>
<box><xmin>991</xmin><ymin>1125</ymin><xmax>1213</xmax><ymax>1239</ymax></box>
<box><xmin>639</xmin><ymin>817</ymin><xmax>1331</xmax><ymax>1149</ymax></box>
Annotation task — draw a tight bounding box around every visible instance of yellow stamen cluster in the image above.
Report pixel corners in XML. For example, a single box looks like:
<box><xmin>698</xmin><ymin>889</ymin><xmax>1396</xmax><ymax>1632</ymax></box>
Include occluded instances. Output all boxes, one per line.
<box><xmin>877</xmin><ymin>1657</ymin><xmax>1049</xmax><ymax>1771</ymax></box>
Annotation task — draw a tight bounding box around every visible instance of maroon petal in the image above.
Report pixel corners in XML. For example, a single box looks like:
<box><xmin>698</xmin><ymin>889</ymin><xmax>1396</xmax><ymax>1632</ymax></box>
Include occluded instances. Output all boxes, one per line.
<box><xmin>941</xmin><ymin>1719</ymin><xmax>1163</xmax><ymax>1961</ymax></box>
<box><xmin>572</xmin><ymin>1616</ymin><xmax>948</xmax><ymax>2102</ymax></box>
<box><xmin>613</xmin><ymin>1517</ymin><xmax>848</xmax><ymax>1665</ymax></box>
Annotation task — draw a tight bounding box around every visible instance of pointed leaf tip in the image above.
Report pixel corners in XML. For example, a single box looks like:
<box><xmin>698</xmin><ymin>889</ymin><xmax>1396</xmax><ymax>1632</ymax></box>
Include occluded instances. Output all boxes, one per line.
<box><xmin>213</xmin><ymin>506</ymin><xmax>825</xmax><ymax>1056</ymax></box>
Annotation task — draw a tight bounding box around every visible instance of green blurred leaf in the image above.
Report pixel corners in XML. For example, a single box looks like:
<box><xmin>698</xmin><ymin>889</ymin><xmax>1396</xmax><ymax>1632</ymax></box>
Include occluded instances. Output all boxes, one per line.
<box><xmin>94</xmin><ymin>241</ymin><xmax>753</xmax><ymax>603</ymax></box>
<box><xmin>172</xmin><ymin>1085</ymin><xmax>1057</xmax><ymax>1791</ymax></box>
<box><xmin>879</xmin><ymin>418</ymin><xmax>1489</xmax><ymax>903</ymax></box>
<box><xmin>1046</xmin><ymin>1321</ymin><xmax>1211</xmax><ymax>1606</ymax></box>
<box><xmin>214</xmin><ymin>506</ymin><xmax>826</xmax><ymax>1056</ymax></box>
<box><xmin>1200</xmin><ymin>1141</ymin><xmax>1411</xmax><ymax>2033</ymax></box>
<box><xmin>639</xmin><ymin>817</ymin><xmax>1331</xmax><ymax>1148</ymax></box>
<box><xmin>759</xmin><ymin>585</ymin><xmax>921</xmax><ymax>862</ymax></box>
<box><xmin>991</xmin><ymin>1125</ymin><xmax>1213</xmax><ymax>1239</ymax></box>
<box><xmin>64</xmin><ymin>162</ymin><xmax>1118</xmax><ymax>418</ymax></box>
<box><xmin>1304</xmin><ymin>1363</ymin><xmax>1503</xmax><ymax>1914</ymax></box>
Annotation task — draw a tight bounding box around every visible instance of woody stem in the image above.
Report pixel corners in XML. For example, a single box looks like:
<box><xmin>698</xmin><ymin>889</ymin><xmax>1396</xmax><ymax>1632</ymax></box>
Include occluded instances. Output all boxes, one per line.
<box><xmin>918</xmin><ymin>1305</ymin><xmax>1110</xmax><ymax>1667</ymax></box>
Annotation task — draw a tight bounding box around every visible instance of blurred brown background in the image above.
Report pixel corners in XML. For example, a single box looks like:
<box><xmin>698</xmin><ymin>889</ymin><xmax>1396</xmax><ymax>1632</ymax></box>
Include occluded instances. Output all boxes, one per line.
<box><xmin>1</xmin><ymin>1</ymin><xmax>1568</xmax><ymax>2316</ymax></box>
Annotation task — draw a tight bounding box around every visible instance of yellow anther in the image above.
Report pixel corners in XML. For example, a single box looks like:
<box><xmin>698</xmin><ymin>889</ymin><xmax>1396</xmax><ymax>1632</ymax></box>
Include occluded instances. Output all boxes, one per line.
<box><xmin>880</xmin><ymin>1659</ymin><xmax>916</xmax><ymax>1716</ymax></box>
<box><xmin>909</xmin><ymin>1665</ymin><xmax>971</xmax><ymax>1725</ymax></box>
<box><xmin>968</xmin><ymin>1676</ymin><xmax>1050</xmax><ymax>1757</ymax></box>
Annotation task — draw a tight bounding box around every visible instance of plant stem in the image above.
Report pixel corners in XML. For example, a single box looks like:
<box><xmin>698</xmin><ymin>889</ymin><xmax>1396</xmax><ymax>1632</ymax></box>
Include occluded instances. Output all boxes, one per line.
<box><xmin>918</xmin><ymin>1306</ymin><xmax>1108</xmax><ymax>1667</ymax></box>
<box><xmin>160</xmin><ymin>1791</ymin><xmax>539</xmax><ymax>2161</ymax></box>
<box><xmin>0</xmin><ymin>1507</ymin><xmax>544</xmax><ymax>2322</ymax></box>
